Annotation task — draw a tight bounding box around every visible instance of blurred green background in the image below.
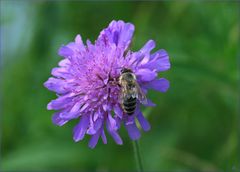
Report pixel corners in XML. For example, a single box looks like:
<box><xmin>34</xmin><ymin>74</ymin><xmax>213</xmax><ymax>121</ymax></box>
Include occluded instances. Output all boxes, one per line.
<box><xmin>1</xmin><ymin>1</ymin><xmax>239</xmax><ymax>171</ymax></box>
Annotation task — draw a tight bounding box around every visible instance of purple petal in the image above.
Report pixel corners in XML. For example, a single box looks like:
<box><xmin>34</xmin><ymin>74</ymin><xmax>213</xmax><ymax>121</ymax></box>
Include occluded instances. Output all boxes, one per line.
<box><xmin>87</xmin><ymin>115</ymin><xmax>96</xmax><ymax>135</ymax></box>
<box><xmin>102</xmin><ymin>102</ymin><xmax>112</xmax><ymax>112</ymax></box>
<box><xmin>144</xmin><ymin>99</ymin><xmax>156</xmax><ymax>107</ymax></box>
<box><xmin>94</xmin><ymin>118</ymin><xmax>103</xmax><ymax>131</ymax></box>
<box><xmin>107</xmin><ymin>114</ymin><xmax>117</xmax><ymax>131</ymax></box>
<box><xmin>114</xmin><ymin>116</ymin><xmax>122</xmax><ymax>129</ymax></box>
<box><xmin>70</xmin><ymin>101</ymin><xmax>82</xmax><ymax>113</ymax></box>
<box><xmin>136</xmin><ymin>68</ymin><xmax>157</xmax><ymax>82</ymax></box>
<box><xmin>58</xmin><ymin>59</ymin><xmax>70</xmax><ymax>67</ymax></box>
<box><xmin>52</xmin><ymin>112</ymin><xmax>68</xmax><ymax>126</ymax></box>
<box><xmin>143</xmin><ymin>49</ymin><xmax>170</xmax><ymax>72</ymax></box>
<box><xmin>111</xmin><ymin>131</ymin><xmax>123</xmax><ymax>145</ymax></box>
<box><xmin>118</xmin><ymin>22</ymin><xmax>135</xmax><ymax>49</ymax></box>
<box><xmin>47</xmin><ymin>98</ymin><xmax>70</xmax><ymax>110</ymax></box>
<box><xmin>87</xmin><ymin>112</ymin><xmax>104</xmax><ymax>135</ymax></box>
<box><xmin>75</xmin><ymin>34</ymin><xmax>84</xmax><ymax>45</ymax></box>
<box><xmin>97</xmin><ymin>20</ymin><xmax>134</xmax><ymax>51</ymax></box>
<box><xmin>128</xmin><ymin>51</ymin><xmax>141</xmax><ymax>65</ymax></box>
<box><xmin>136</xmin><ymin>111</ymin><xmax>151</xmax><ymax>131</ymax></box>
<box><xmin>124</xmin><ymin>115</ymin><xmax>135</xmax><ymax>125</ymax></box>
<box><xmin>129</xmin><ymin>41</ymin><xmax>155</xmax><ymax>66</ymax></box>
<box><xmin>44</xmin><ymin>77</ymin><xmax>69</xmax><ymax>94</ymax></box>
<box><xmin>101</xmin><ymin>129</ymin><xmax>107</xmax><ymax>144</ymax></box>
<box><xmin>93</xmin><ymin>109</ymin><xmax>101</xmax><ymax>121</ymax></box>
<box><xmin>106</xmin><ymin>114</ymin><xmax>123</xmax><ymax>145</ymax></box>
<box><xmin>144</xmin><ymin>78</ymin><xmax>170</xmax><ymax>92</ymax></box>
<box><xmin>106</xmin><ymin>128</ymin><xmax>123</xmax><ymax>145</ymax></box>
<box><xmin>87</xmin><ymin>119</ymin><xmax>103</xmax><ymax>135</ymax></box>
<box><xmin>60</xmin><ymin>101</ymin><xmax>82</xmax><ymax>119</ymax></box>
<box><xmin>80</xmin><ymin>103</ymin><xmax>89</xmax><ymax>112</ymax></box>
<box><xmin>58</xmin><ymin>46</ymin><xmax>74</xmax><ymax>57</ymax></box>
<box><xmin>73</xmin><ymin>115</ymin><xmax>89</xmax><ymax>142</ymax></box>
<box><xmin>113</xmin><ymin>104</ymin><xmax>123</xmax><ymax>118</ymax></box>
<box><xmin>125</xmin><ymin>121</ymin><xmax>141</xmax><ymax>140</ymax></box>
<box><xmin>139</xmin><ymin>40</ymin><xmax>155</xmax><ymax>55</ymax></box>
<box><xmin>51</xmin><ymin>67</ymin><xmax>70</xmax><ymax>78</ymax></box>
<box><xmin>88</xmin><ymin>130</ymin><xmax>101</xmax><ymax>149</ymax></box>
<box><xmin>47</xmin><ymin>93</ymin><xmax>75</xmax><ymax>110</ymax></box>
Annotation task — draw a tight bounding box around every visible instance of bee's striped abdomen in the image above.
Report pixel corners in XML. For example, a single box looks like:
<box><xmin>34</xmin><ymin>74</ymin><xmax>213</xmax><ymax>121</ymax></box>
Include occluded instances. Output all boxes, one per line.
<box><xmin>123</xmin><ymin>97</ymin><xmax>137</xmax><ymax>115</ymax></box>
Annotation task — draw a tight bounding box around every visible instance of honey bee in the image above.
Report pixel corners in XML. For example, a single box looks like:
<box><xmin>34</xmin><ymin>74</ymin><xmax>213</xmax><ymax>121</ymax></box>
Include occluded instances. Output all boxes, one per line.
<box><xmin>119</xmin><ymin>68</ymin><xmax>147</xmax><ymax>115</ymax></box>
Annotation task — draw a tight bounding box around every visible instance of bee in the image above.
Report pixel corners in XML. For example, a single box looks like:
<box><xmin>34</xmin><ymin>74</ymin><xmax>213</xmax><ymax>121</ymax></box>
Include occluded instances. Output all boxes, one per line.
<box><xmin>119</xmin><ymin>68</ymin><xmax>147</xmax><ymax>115</ymax></box>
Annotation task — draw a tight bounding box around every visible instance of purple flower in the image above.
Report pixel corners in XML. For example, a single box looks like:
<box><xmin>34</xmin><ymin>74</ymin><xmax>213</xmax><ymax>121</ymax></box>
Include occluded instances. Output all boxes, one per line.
<box><xmin>44</xmin><ymin>20</ymin><xmax>170</xmax><ymax>148</ymax></box>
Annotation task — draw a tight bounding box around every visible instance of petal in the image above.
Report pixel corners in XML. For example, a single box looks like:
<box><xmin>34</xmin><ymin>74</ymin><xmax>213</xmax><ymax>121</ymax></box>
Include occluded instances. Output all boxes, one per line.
<box><xmin>111</xmin><ymin>131</ymin><xmax>123</xmax><ymax>145</ymax></box>
<box><xmin>128</xmin><ymin>52</ymin><xmax>141</xmax><ymax>65</ymax></box>
<box><xmin>106</xmin><ymin>114</ymin><xmax>123</xmax><ymax>145</ymax></box>
<box><xmin>139</xmin><ymin>40</ymin><xmax>155</xmax><ymax>55</ymax></box>
<box><xmin>136</xmin><ymin>110</ymin><xmax>151</xmax><ymax>131</ymax></box>
<box><xmin>88</xmin><ymin>129</ymin><xmax>101</xmax><ymax>149</ymax></box>
<box><xmin>107</xmin><ymin>114</ymin><xmax>118</xmax><ymax>131</ymax></box>
<box><xmin>101</xmin><ymin>129</ymin><xmax>107</xmax><ymax>144</ymax></box>
<box><xmin>144</xmin><ymin>99</ymin><xmax>156</xmax><ymax>107</ymax></box>
<box><xmin>58</xmin><ymin>59</ymin><xmax>70</xmax><ymax>67</ymax></box>
<box><xmin>44</xmin><ymin>77</ymin><xmax>69</xmax><ymax>94</ymax></box>
<box><xmin>47</xmin><ymin>99</ymin><xmax>69</xmax><ymax>110</ymax></box>
<box><xmin>73</xmin><ymin>115</ymin><xmax>89</xmax><ymax>142</ymax></box>
<box><xmin>80</xmin><ymin>103</ymin><xmax>89</xmax><ymax>112</ymax></box>
<box><xmin>47</xmin><ymin>93</ymin><xmax>75</xmax><ymax>110</ymax></box>
<box><xmin>113</xmin><ymin>104</ymin><xmax>123</xmax><ymax>118</ymax></box>
<box><xmin>87</xmin><ymin>117</ymin><xmax>103</xmax><ymax>135</ymax></box>
<box><xmin>125</xmin><ymin>121</ymin><xmax>141</xmax><ymax>140</ymax></box>
<box><xmin>60</xmin><ymin>101</ymin><xmax>82</xmax><ymax>119</ymax></box>
<box><xmin>75</xmin><ymin>34</ymin><xmax>84</xmax><ymax>45</ymax></box>
<box><xmin>129</xmin><ymin>40</ymin><xmax>155</xmax><ymax>66</ymax></box>
<box><xmin>58</xmin><ymin>46</ymin><xmax>74</xmax><ymax>57</ymax></box>
<box><xmin>114</xmin><ymin>116</ymin><xmax>122</xmax><ymax>129</ymax></box>
<box><xmin>106</xmin><ymin>128</ymin><xmax>123</xmax><ymax>145</ymax></box>
<box><xmin>118</xmin><ymin>22</ymin><xmax>135</xmax><ymax>49</ymax></box>
<box><xmin>51</xmin><ymin>67</ymin><xmax>70</xmax><ymax>79</ymax></box>
<box><xmin>66</xmin><ymin>42</ymin><xmax>85</xmax><ymax>55</ymax></box>
<box><xmin>94</xmin><ymin>109</ymin><xmax>102</xmax><ymax>121</ymax></box>
<box><xmin>124</xmin><ymin>115</ymin><xmax>135</xmax><ymax>125</ymax></box>
<box><xmin>97</xmin><ymin>20</ymin><xmax>135</xmax><ymax>51</ymax></box>
<box><xmin>70</xmin><ymin>101</ymin><xmax>82</xmax><ymax>113</ymax></box>
<box><xmin>102</xmin><ymin>102</ymin><xmax>112</xmax><ymax>112</ymax></box>
<box><xmin>52</xmin><ymin>112</ymin><xmax>68</xmax><ymax>126</ymax></box>
<box><xmin>144</xmin><ymin>78</ymin><xmax>170</xmax><ymax>92</ymax></box>
<box><xmin>107</xmin><ymin>129</ymin><xmax>123</xmax><ymax>145</ymax></box>
<box><xmin>143</xmin><ymin>49</ymin><xmax>170</xmax><ymax>72</ymax></box>
<box><xmin>87</xmin><ymin>114</ymin><xmax>95</xmax><ymax>135</ymax></box>
<box><xmin>94</xmin><ymin>118</ymin><xmax>103</xmax><ymax>131</ymax></box>
<box><xmin>136</xmin><ymin>68</ymin><xmax>157</xmax><ymax>82</ymax></box>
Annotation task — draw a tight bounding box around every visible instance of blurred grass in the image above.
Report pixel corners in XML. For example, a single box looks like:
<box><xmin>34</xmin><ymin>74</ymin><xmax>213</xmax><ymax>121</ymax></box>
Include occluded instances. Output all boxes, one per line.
<box><xmin>1</xmin><ymin>1</ymin><xmax>239</xmax><ymax>171</ymax></box>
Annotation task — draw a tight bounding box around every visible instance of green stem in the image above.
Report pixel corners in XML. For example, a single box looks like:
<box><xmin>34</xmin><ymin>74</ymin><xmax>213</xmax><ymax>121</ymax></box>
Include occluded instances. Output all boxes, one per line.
<box><xmin>132</xmin><ymin>140</ymin><xmax>144</xmax><ymax>172</ymax></box>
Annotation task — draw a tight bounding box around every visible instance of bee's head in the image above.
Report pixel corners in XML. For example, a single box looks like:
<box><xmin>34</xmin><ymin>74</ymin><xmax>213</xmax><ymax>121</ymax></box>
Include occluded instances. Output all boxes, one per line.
<box><xmin>121</xmin><ymin>68</ymin><xmax>132</xmax><ymax>74</ymax></box>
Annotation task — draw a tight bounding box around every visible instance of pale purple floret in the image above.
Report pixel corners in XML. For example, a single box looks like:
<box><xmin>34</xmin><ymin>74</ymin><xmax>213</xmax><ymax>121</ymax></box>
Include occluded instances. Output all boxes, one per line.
<box><xmin>44</xmin><ymin>20</ymin><xmax>170</xmax><ymax>148</ymax></box>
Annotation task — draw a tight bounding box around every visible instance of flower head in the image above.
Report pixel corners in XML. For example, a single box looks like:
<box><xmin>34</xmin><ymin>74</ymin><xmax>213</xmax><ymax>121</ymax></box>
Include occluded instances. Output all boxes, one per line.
<box><xmin>44</xmin><ymin>20</ymin><xmax>170</xmax><ymax>148</ymax></box>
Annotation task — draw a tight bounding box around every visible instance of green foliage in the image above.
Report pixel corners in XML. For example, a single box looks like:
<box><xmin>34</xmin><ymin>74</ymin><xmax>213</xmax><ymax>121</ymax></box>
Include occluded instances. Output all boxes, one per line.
<box><xmin>1</xmin><ymin>1</ymin><xmax>238</xmax><ymax>171</ymax></box>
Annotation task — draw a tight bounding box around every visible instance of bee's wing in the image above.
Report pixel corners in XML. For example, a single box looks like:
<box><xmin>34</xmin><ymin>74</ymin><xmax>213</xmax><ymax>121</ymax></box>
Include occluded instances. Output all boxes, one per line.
<box><xmin>135</xmin><ymin>81</ymin><xmax>147</xmax><ymax>104</ymax></box>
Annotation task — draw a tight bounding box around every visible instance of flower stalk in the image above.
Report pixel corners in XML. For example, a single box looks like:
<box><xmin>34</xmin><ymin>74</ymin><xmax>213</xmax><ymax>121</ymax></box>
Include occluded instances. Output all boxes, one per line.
<box><xmin>133</xmin><ymin>140</ymin><xmax>144</xmax><ymax>172</ymax></box>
